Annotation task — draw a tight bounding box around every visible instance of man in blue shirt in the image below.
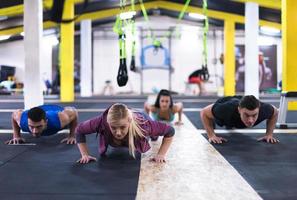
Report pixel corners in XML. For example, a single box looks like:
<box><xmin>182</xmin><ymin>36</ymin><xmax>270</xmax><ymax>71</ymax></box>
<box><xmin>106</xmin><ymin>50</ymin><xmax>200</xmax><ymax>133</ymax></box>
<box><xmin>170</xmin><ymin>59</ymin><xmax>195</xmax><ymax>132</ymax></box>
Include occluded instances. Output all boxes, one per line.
<box><xmin>5</xmin><ymin>105</ymin><xmax>78</xmax><ymax>145</ymax></box>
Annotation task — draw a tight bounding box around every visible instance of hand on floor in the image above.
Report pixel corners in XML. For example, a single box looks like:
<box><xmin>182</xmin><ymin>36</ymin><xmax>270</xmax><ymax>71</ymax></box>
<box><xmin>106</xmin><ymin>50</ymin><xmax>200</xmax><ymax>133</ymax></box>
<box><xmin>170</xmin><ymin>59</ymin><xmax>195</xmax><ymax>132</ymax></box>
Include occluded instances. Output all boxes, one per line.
<box><xmin>208</xmin><ymin>135</ymin><xmax>228</xmax><ymax>144</ymax></box>
<box><xmin>174</xmin><ymin>121</ymin><xmax>183</xmax><ymax>126</ymax></box>
<box><xmin>60</xmin><ymin>136</ymin><xmax>76</xmax><ymax>144</ymax></box>
<box><xmin>76</xmin><ymin>155</ymin><xmax>97</xmax><ymax>164</ymax></box>
<box><xmin>257</xmin><ymin>135</ymin><xmax>279</xmax><ymax>143</ymax></box>
<box><xmin>150</xmin><ymin>154</ymin><xmax>166</xmax><ymax>163</ymax></box>
<box><xmin>5</xmin><ymin>137</ymin><xmax>26</xmax><ymax>145</ymax></box>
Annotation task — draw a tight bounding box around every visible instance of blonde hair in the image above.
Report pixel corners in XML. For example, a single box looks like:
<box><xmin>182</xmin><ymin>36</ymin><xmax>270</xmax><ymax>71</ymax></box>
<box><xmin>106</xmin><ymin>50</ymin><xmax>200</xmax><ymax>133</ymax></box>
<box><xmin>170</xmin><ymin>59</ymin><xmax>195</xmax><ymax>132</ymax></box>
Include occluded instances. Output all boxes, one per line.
<box><xmin>107</xmin><ymin>103</ymin><xmax>145</xmax><ymax>158</ymax></box>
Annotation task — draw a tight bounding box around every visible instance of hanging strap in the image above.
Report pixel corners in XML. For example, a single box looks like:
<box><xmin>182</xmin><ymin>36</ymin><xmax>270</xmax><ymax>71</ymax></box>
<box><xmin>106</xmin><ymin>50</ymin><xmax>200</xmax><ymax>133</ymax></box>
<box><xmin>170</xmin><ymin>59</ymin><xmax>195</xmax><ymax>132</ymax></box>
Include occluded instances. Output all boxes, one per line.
<box><xmin>201</xmin><ymin>0</ymin><xmax>210</xmax><ymax>81</ymax></box>
<box><xmin>116</xmin><ymin>0</ymin><xmax>128</xmax><ymax>86</ymax></box>
<box><xmin>170</xmin><ymin>0</ymin><xmax>191</xmax><ymax>38</ymax></box>
<box><xmin>139</xmin><ymin>0</ymin><xmax>149</xmax><ymax>22</ymax></box>
<box><xmin>178</xmin><ymin>0</ymin><xmax>191</xmax><ymax>20</ymax></box>
<box><xmin>117</xmin><ymin>33</ymin><xmax>129</xmax><ymax>86</ymax></box>
<box><xmin>130</xmin><ymin>0</ymin><xmax>136</xmax><ymax>57</ymax></box>
<box><xmin>130</xmin><ymin>0</ymin><xmax>137</xmax><ymax>72</ymax></box>
<box><xmin>202</xmin><ymin>0</ymin><xmax>209</xmax><ymax>67</ymax></box>
<box><xmin>139</xmin><ymin>0</ymin><xmax>162</xmax><ymax>47</ymax></box>
<box><xmin>119</xmin><ymin>33</ymin><xmax>126</xmax><ymax>59</ymax></box>
<box><xmin>113</xmin><ymin>16</ymin><xmax>122</xmax><ymax>35</ymax></box>
<box><xmin>120</xmin><ymin>0</ymin><xmax>126</xmax><ymax>11</ymax></box>
<box><xmin>130</xmin><ymin>20</ymin><xmax>137</xmax><ymax>71</ymax></box>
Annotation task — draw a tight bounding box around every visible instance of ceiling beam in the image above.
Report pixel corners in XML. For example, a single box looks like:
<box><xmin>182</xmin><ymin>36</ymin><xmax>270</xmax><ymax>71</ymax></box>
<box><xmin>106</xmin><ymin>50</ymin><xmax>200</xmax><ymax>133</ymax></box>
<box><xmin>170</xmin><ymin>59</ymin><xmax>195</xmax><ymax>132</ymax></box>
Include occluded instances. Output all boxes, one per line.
<box><xmin>76</xmin><ymin>0</ymin><xmax>281</xmax><ymax>29</ymax></box>
<box><xmin>0</xmin><ymin>4</ymin><xmax>23</xmax><ymax>17</ymax></box>
<box><xmin>0</xmin><ymin>1</ymin><xmax>158</xmax><ymax>36</ymax></box>
<box><xmin>0</xmin><ymin>0</ymin><xmax>281</xmax><ymax>36</ymax></box>
<box><xmin>0</xmin><ymin>0</ymin><xmax>84</xmax><ymax>17</ymax></box>
<box><xmin>158</xmin><ymin>1</ymin><xmax>281</xmax><ymax>29</ymax></box>
<box><xmin>0</xmin><ymin>21</ymin><xmax>57</xmax><ymax>36</ymax></box>
<box><xmin>231</xmin><ymin>0</ymin><xmax>281</xmax><ymax>10</ymax></box>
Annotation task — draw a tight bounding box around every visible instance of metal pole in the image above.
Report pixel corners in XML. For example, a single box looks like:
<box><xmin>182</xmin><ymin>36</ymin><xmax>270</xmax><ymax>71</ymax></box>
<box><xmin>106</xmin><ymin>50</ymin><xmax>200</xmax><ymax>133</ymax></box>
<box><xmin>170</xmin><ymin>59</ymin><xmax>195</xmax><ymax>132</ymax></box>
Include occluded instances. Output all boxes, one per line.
<box><xmin>140</xmin><ymin>28</ymin><xmax>144</xmax><ymax>94</ymax></box>
<box><xmin>168</xmin><ymin>30</ymin><xmax>172</xmax><ymax>91</ymax></box>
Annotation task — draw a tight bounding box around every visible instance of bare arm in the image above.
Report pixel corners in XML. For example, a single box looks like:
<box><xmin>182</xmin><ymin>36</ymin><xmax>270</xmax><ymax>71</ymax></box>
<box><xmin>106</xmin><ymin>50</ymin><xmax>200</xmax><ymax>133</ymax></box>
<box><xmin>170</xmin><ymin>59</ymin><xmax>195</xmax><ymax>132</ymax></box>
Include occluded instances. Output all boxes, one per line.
<box><xmin>200</xmin><ymin>104</ymin><xmax>227</xmax><ymax>144</ymax></box>
<box><xmin>144</xmin><ymin>102</ymin><xmax>156</xmax><ymax>114</ymax></box>
<box><xmin>266</xmin><ymin>106</ymin><xmax>278</xmax><ymax>136</ymax></box>
<box><xmin>76</xmin><ymin>143</ymin><xmax>97</xmax><ymax>164</ymax></box>
<box><xmin>62</xmin><ymin>107</ymin><xmax>78</xmax><ymax>137</ymax></box>
<box><xmin>12</xmin><ymin>110</ymin><xmax>22</xmax><ymax>138</ymax></box>
<box><xmin>144</xmin><ymin>102</ymin><xmax>151</xmax><ymax>114</ymax></box>
<box><xmin>6</xmin><ymin>110</ymin><xmax>25</xmax><ymax>144</ymax></box>
<box><xmin>59</xmin><ymin>107</ymin><xmax>78</xmax><ymax>144</ymax></box>
<box><xmin>257</xmin><ymin>106</ymin><xmax>279</xmax><ymax>143</ymax></box>
<box><xmin>157</xmin><ymin>136</ymin><xmax>173</xmax><ymax>157</ymax></box>
<box><xmin>75</xmin><ymin>115</ymin><xmax>103</xmax><ymax>163</ymax></box>
<box><xmin>150</xmin><ymin>124</ymin><xmax>175</xmax><ymax>163</ymax></box>
<box><xmin>200</xmin><ymin>104</ymin><xmax>216</xmax><ymax>138</ymax></box>
<box><xmin>173</xmin><ymin>102</ymin><xmax>183</xmax><ymax>124</ymax></box>
<box><xmin>78</xmin><ymin>143</ymin><xmax>89</xmax><ymax>156</ymax></box>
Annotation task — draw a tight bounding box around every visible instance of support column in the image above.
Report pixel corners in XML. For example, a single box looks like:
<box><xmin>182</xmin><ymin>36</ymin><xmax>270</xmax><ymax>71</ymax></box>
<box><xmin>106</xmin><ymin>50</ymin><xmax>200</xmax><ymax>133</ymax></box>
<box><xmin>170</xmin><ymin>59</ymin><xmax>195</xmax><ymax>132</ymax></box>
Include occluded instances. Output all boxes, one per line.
<box><xmin>224</xmin><ymin>20</ymin><xmax>235</xmax><ymax>96</ymax></box>
<box><xmin>244</xmin><ymin>2</ymin><xmax>259</xmax><ymax>98</ymax></box>
<box><xmin>24</xmin><ymin>0</ymin><xmax>44</xmax><ymax>109</ymax></box>
<box><xmin>282</xmin><ymin>0</ymin><xmax>297</xmax><ymax>110</ymax></box>
<box><xmin>60</xmin><ymin>0</ymin><xmax>74</xmax><ymax>102</ymax></box>
<box><xmin>80</xmin><ymin>20</ymin><xmax>92</xmax><ymax>97</ymax></box>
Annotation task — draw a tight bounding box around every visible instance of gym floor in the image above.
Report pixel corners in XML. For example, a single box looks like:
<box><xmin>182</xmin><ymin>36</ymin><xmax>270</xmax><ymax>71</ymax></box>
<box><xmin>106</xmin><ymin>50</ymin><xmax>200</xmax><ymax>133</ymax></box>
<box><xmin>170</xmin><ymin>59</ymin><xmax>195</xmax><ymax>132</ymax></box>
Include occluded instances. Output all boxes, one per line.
<box><xmin>0</xmin><ymin>95</ymin><xmax>296</xmax><ymax>200</ymax></box>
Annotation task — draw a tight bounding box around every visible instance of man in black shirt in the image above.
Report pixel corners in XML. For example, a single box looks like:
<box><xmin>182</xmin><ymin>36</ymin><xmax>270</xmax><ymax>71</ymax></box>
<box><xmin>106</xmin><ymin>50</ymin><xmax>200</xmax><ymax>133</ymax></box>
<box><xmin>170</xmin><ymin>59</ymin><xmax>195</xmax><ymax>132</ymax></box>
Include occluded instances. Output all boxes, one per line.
<box><xmin>200</xmin><ymin>95</ymin><xmax>279</xmax><ymax>144</ymax></box>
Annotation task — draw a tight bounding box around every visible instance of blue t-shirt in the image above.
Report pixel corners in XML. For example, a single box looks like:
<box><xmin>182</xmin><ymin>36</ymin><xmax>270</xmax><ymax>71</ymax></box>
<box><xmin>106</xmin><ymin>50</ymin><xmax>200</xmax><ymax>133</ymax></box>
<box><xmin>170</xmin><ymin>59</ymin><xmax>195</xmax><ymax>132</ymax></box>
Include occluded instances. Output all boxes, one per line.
<box><xmin>20</xmin><ymin>105</ymin><xmax>64</xmax><ymax>136</ymax></box>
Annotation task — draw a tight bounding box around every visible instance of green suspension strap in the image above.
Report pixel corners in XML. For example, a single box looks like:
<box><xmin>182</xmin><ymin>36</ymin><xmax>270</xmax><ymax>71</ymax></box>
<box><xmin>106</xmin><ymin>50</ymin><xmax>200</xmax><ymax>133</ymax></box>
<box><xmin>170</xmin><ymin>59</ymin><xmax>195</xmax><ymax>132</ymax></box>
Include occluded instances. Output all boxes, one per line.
<box><xmin>156</xmin><ymin>0</ymin><xmax>192</xmax><ymax>40</ymax></box>
<box><xmin>139</xmin><ymin>0</ymin><xmax>163</xmax><ymax>53</ymax></box>
<box><xmin>178</xmin><ymin>0</ymin><xmax>191</xmax><ymax>20</ymax></box>
<box><xmin>139</xmin><ymin>0</ymin><xmax>149</xmax><ymax>22</ymax></box>
<box><xmin>130</xmin><ymin>0</ymin><xmax>137</xmax><ymax>72</ymax></box>
<box><xmin>130</xmin><ymin>20</ymin><xmax>137</xmax><ymax>71</ymax></box>
<box><xmin>113</xmin><ymin>15</ymin><xmax>121</xmax><ymax>35</ymax></box>
<box><xmin>139</xmin><ymin>0</ymin><xmax>191</xmax><ymax>51</ymax></box>
<box><xmin>117</xmin><ymin>0</ymin><xmax>129</xmax><ymax>87</ymax></box>
<box><xmin>175</xmin><ymin>0</ymin><xmax>191</xmax><ymax>38</ymax></box>
<box><xmin>157</xmin><ymin>0</ymin><xmax>192</xmax><ymax>45</ymax></box>
<box><xmin>202</xmin><ymin>0</ymin><xmax>210</xmax><ymax>81</ymax></box>
<box><xmin>156</xmin><ymin>0</ymin><xmax>191</xmax><ymax>41</ymax></box>
<box><xmin>131</xmin><ymin>0</ymin><xmax>135</xmax><ymax>11</ymax></box>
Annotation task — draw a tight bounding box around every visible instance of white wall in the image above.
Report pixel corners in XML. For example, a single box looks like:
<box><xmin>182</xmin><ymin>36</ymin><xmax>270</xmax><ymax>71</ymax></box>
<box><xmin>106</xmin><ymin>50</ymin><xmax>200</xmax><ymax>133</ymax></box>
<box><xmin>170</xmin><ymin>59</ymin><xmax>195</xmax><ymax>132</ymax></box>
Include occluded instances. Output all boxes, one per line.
<box><xmin>0</xmin><ymin>36</ymin><xmax>54</xmax><ymax>87</ymax></box>
<box><xmin>0</xmin><ymin>41</ymin><xmax>25</xmax><ymax>82</ymax></box>
<box><xmin>93</xmin><ymin>16</ymin><xmax>225</xmax><ymax>94</ymax></box>
<box><xmin>42</xmin><ymin>35</ymin><xmax>56</xmax><ymax>83</ymax></box>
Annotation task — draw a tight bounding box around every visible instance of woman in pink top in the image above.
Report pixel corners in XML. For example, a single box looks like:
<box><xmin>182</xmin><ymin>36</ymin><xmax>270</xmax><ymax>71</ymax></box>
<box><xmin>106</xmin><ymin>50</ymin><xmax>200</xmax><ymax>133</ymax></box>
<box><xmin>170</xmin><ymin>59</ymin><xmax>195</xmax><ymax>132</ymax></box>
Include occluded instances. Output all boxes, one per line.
<box><xmin>75</xmin><ymin>103</ymin><xmax>175</xmax><ymax>164</ymax></box>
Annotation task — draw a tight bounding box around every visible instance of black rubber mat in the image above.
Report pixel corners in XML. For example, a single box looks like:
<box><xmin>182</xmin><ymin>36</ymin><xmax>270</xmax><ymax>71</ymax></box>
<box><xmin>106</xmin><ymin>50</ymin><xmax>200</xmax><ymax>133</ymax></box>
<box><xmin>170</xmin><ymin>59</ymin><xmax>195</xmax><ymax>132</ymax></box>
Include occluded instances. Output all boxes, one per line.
<box><xmin>201</xmin><ymin>133</ymin><xmax>297</xmax><ymax>200</ymax></box>
<box><xmin>0</xmin><ymin>135</ymin><xmax>28</xmax><ymax>164</ymax></box>
<box><xmin>0</xmin><ymin>133</ymin><xmax>140</xmax><ymax>200</ymax></box>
